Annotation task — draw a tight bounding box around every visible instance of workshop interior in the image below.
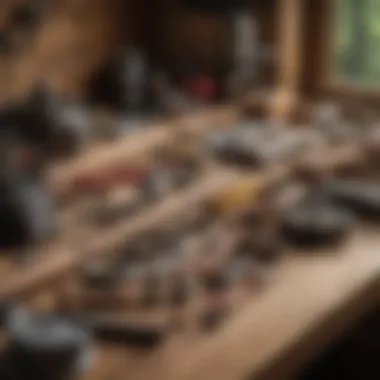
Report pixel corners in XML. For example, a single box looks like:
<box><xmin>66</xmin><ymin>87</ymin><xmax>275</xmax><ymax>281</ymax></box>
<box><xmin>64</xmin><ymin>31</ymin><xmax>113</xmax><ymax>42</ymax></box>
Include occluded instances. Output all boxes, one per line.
<box><xmin>0</xmin><ymin>0</ymin><xmax>379</xmax><ymax>379</ymax></box>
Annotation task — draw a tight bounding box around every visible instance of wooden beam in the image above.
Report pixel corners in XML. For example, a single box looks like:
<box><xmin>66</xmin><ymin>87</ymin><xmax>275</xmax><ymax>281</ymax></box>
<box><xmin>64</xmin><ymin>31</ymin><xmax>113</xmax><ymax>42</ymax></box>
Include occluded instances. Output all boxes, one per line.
<box><xmin>301</xmin><ymin>0</ymin><xmax>337</xmax><ymax>96</ymax></box>
<box><xmin>277</xmin><ymin>0</ymin><xmax>303</xmax><ymax>92</ymax></box>
<box><xmin>269</xmin><ymin>0</ymin><xmax>303</xmax><ymax>121</ymax></box>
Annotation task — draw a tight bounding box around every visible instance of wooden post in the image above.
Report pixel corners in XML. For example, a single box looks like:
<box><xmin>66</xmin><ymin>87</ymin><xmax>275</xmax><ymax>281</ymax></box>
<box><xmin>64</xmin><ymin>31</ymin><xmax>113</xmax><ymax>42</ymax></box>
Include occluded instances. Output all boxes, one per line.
<box><xmin>269</xmin><ymin>0</ymin><xmax>303</xmax><ymax>121</ymax></box>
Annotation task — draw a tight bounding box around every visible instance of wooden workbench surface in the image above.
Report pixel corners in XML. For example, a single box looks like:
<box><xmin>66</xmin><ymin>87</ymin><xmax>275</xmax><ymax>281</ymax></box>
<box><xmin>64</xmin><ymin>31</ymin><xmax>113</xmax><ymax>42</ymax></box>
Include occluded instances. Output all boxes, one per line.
<box><xmin>169</xmin><ymin>227</ymin><xmax>380</xmax><ymax>380</ymax></box>
<box><xmin>1</xmin><ymin>108</ymin><xmax>378</xmax><ymax>379</ymax></box>
<box><xmin>82</xmin><ymin>226</ymin><xmax>380</xmax><ymax>380</ymax></box>
<box><xmin>3</xmin><ymin>226</ymin><xmax>379</xmax><ymax>380</ymax></box>
<box><xmin>0</xmin><ymin>106</ymin><xmax>240</xmax><ymax>297</ymax></box>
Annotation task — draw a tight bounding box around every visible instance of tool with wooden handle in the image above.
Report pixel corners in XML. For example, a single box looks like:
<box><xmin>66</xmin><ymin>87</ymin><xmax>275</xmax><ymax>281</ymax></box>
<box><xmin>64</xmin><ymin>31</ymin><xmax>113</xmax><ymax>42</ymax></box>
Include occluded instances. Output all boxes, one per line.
<box><xmin>205</xmin><ymin>166</ymin><xmax>290</xmax><ymax>217</ymax></box>
<box><xmin>71</xmin><ymin>164</ymin><xmax>148</xmax><ymax>196</ymax></box>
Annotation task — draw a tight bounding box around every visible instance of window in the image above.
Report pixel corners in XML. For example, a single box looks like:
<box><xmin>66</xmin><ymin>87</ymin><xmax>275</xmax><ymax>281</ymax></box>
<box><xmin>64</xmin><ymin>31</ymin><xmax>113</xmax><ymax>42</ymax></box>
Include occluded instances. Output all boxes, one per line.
<box><xmin>334</xmin><ymin>0</ymin><xmax>380</xmax><ymax>86</ymax></box>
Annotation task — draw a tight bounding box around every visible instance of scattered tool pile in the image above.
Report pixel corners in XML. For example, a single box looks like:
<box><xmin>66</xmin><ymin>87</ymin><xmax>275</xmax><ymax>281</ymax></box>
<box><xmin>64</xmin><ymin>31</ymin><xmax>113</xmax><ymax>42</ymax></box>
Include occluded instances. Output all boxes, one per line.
<box><xmin>1</xmin><ymin>102</ymin><xmax>380</xmax><ymax>379</ymax></box>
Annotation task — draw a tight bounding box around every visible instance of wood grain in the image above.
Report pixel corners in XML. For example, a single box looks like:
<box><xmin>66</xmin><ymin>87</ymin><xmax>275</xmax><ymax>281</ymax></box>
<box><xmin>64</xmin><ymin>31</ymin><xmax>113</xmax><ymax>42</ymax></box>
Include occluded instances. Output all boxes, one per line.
<box><xmin>72</xmin><ymin>228</ymin><xmax>380</xmax><ymax>380</ymax></box>
<box><xmin>165</xmin><ymin>227</ymin><xmax>380</xmax><ymax>380</ymax></box>
<box><xmin>3</xmin><ymin>144</ymin><xmax>380</xmax><ymax>380</ymax></box>
<box><xmin>0</xmin><ymin>0</ymin><xmax>127</xmax><ymax>102</ymax></box>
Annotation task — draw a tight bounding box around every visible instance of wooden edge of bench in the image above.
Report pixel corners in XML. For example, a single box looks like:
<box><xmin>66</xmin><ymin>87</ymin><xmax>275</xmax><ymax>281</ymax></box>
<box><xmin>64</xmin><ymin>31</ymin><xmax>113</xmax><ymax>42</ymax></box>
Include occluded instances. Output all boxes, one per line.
<box><xmin>168</xmin><ymin>230</ymin><xmax>380</xmax><ymax>380</ymax></box>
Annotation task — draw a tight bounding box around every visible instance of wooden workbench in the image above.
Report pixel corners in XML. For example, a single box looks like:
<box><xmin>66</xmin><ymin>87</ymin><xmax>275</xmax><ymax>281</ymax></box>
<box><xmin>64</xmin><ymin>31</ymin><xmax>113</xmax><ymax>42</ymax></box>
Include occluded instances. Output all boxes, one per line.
<box><xmin>75</xmin><ymin>144</ymin><xmax>380</xmax><ymax>379</ymax></box>
<box><xmin>1</xmin><ymin>110</ymin><xmax>379</xmax><ymax>379</ymax></box>
<box><xmin>80</xmin><ymin>227</ymin><xmax>380</xmax><ymax>380</ymax></box>
<box><xmin>72</xmin><ymin>178</ymin><xmax>380</xmax><ymax>379</ymax></box>
<box><xmin>168</xmin><ymin>226</ymin><xmax>380</xmax><ymax>380</ymax></box>
<box><xmin>3</xmin><ymin>226</ymin><xmax>380</xmax><ymax>380</ymax></box>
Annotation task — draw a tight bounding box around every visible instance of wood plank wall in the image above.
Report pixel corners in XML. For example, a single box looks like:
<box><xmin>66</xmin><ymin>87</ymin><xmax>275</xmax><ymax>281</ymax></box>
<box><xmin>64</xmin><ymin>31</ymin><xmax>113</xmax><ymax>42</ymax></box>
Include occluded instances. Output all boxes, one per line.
<box><xmin>155</xmin><ymin>0</ymin><xmax>278</xmax><ymax>76</ymax></box>
<box><xmin>0</xmin><ymin>0</ymin><xmax>128</xmax><ymax>103</ymax></box>
<box><xmin>0</xmin><ymin>0</ymin><xmax>278</xmax><ymax>104</ymax></box>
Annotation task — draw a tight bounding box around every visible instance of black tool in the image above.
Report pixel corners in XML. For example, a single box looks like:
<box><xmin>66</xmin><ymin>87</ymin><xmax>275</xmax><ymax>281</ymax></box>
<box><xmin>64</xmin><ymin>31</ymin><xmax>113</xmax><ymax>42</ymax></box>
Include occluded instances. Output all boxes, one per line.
<box><xmin>0</xmin><ymin>82</ymin><xmax>89</xmax><ymax>160</ymax></box>
<box><xmin>0</xmin><ymin>133</ymin><xmax>56</xmax><ymax>249</ymax></box>
<box><xmin>83</xmin><ymin>314</ymin><xmax>168</xmax><ymax>348</ymax></box>
<box><xmin>141</xmin><ymin>270</ymin><xmax>161</xmax><ymax>307</ymax></box>
<box><xmin>81</xmin><ymin>259</ymin><xmax>125</xmax><ymax>290</ymax></box>
<box><xmin>207</xmin><ymin>132</ymin><xmax>261</xmax><ymax>167</ymax></box>
<box><xmin>26</xmin><ymin>82</ymin><xmax>89</xmax><ymax>158</ymax></box>
<box><xmin>11</xmin><ymin>1</ymin><xmax>44</xmax><ymax>31</ymax></box>
<box><xmin>0</xmin><ymin>304</ymin><xmax>167</xmax><ymax>380</ymax></box>
<box><xmin>6</xmin><ymin>307</ymin><xmax>91</xmax><ymax>380</ymax></box>
<box><xmin>87</xmin><ymin>48</ymin><xmax>158</xmax><ymax>116</ymax></box>
<box><xmin>200</xmin><ymin>270</ymin><xmax>230</xmax><ymax>294</ymax></box>
<box><xmin>168</xmin><ymin>275</ymin><xmax>190</xmax><ymax>306</ymax></box>
<box><xmin>322</xmin><ymin>180</ymin><xmax>380</xmax><ymax>219</ymax></box>
<box><xmin>282</xmin><ymin>193</ymin><xmax>355</xmax><ymax>248</ymax></box>
<box><xmin>236</xmin><ymin>234</ymin><xmax>283</xmax><ymax>263</ymax></box>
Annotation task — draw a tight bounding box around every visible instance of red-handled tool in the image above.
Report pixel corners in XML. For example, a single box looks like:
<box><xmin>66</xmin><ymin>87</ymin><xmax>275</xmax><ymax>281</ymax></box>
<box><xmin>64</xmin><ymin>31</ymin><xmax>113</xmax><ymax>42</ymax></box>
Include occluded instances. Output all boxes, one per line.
<box><xmin>71</xmin><ymin>165</ymin><xmax>149</xmax><ymax>194</ymax></box>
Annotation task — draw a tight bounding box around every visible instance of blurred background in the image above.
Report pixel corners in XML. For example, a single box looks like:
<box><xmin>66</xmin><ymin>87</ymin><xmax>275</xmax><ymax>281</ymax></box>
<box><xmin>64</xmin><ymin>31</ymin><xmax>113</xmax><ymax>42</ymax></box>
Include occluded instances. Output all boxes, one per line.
<box><xmin>0</xmin><ymin>1</ymin><xmax>380</xmax><ymax>380</ymax></box>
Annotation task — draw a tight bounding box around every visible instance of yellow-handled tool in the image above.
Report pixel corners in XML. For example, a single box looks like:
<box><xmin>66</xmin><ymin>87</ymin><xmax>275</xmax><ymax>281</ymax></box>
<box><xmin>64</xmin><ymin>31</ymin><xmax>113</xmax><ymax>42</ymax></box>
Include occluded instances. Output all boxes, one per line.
<box><xmin>206</xmin><ymin>166</ymin><xmax>289</xmax><ymax>216</ymax></box>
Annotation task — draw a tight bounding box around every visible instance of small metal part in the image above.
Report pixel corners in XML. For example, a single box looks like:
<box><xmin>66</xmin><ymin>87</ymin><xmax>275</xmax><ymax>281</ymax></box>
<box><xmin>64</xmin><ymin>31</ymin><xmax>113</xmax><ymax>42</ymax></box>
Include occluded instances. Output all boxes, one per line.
<box><xmin>198</xmin><ymin>306</ymin><xmax>229</xmax><ymax>332</ymax></box>
<box><xmin>82</xmin><ymin>259</ymin><xmax>123</xmax><ymax>290</ymax></box>
<box><xmin>236</xmin><ymin>232</ymin><xmax>282</xmax><ymax>264</ymax></box>
<box><xmin>87</xmin><ymin>186</ymin><xmax>141</xmax><ymax>226</ymax></box>
<box><xmin>82</xmin><ymin>314</ymin><xmax>168</xmax><ymax>348</ymax></box>
<box><xmin>141</xmin><ymin>269</ymin><xmax>161</xmax><ymax>307</ymax></box>
<box><xmin>168</xmin><ymin>274</ymin><xmax>190</xmax><ymax>307</ymax></box>
<box><xmin>140</xmin><ymin>168</ymin><xmax>175</xmax><ymax>200</ymax></box>
<box><xmin>199</xmin><ymin>269</ymin><xmax>229</xmax><ymax>294</ymax></box>
<box><xmin>322</xmin><ymin>180</ymin><xmax>380</xmax><ymax>219</ymax></box>
<box><xmin>0</xmin><ymin>174</ymin><xmax>56</xmax><ymax>249</ymax></box>
<box><xmin>227</xmin><ymin>257</ymin><xmax>253</xmax><ymax>282</ymax></box>
<box><xmin>312</xmin><ymin>103</ymin><xmax>347</xmax><ymax>143</ymax></box>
